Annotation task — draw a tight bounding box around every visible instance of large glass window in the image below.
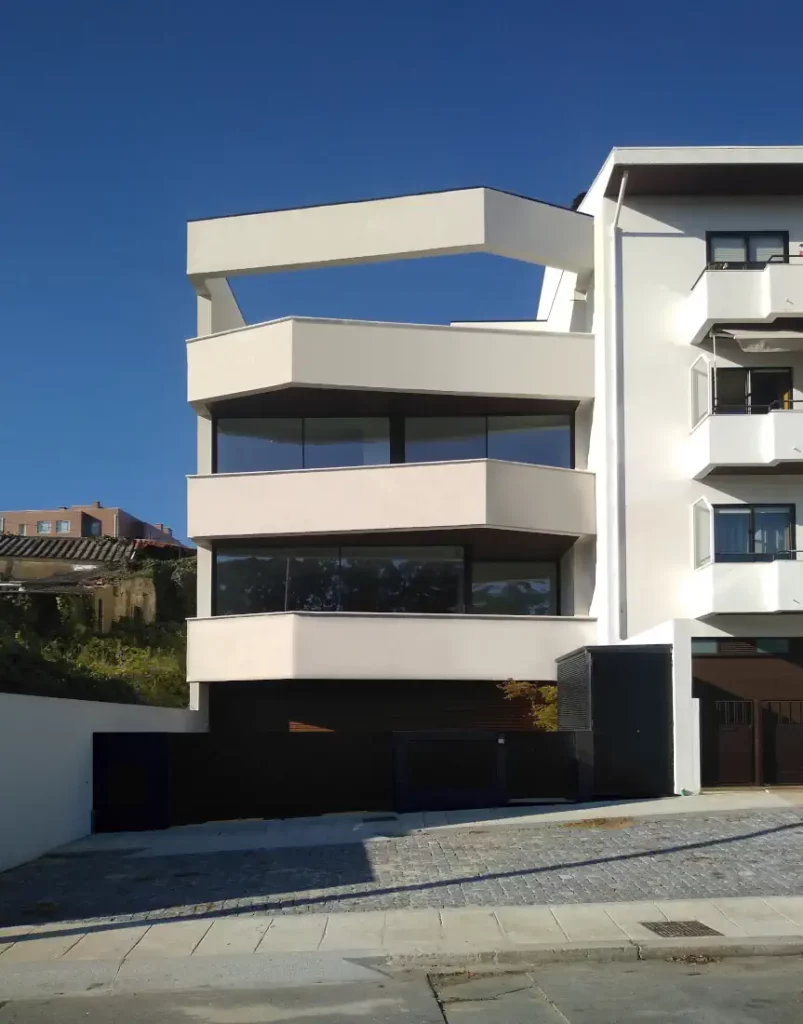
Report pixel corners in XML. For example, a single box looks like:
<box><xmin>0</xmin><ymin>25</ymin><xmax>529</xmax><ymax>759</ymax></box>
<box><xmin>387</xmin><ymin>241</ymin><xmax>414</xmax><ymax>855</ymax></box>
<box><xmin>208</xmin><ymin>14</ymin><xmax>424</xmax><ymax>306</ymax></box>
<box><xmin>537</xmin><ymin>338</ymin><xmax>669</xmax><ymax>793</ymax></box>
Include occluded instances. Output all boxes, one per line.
<box><xmin>303</xmin><ymin>418</ymin><xmax>390</xmax><ymax>469</ymax></box>
<box><xmin>714</xmin><ymin>367</ymin><xmax>792</xmax><ymax>414</ymax></box>
<box><xmin>487</xmin><ymin>415</ymin><xmax>571</xmax><ymax>467</ymax></box>
<box><xmin>713</xmin><ymin>505</ymin><xmax>794</xmax><ymax>562</ymax></box>
<box><xmin>404</xmin><ymin>417</ymin><xmax>486</xmax><ymax>463</ymax></box>
<box><xmin>216</xmin><ymin>548</ymin><xmax>290</xmax><ymax>615</ymax></box>
<box><xmin>339</xmin><ymin>547</ymin><xmax>464</xmax><ymax>614</ymax></box>
<box><xmin>216</xmin><ymin>418</ymin><xmax>302</xmax><ymax>473</ymax></box>
<box><xmin>471</xmin><ymin>561</ymin><xmax>558</xmax><ymax>615</ymax></box>
<box><xmin>214</xmin><ymin>545</ymin><xmax>558</xmax><ymax>616</ymax></box>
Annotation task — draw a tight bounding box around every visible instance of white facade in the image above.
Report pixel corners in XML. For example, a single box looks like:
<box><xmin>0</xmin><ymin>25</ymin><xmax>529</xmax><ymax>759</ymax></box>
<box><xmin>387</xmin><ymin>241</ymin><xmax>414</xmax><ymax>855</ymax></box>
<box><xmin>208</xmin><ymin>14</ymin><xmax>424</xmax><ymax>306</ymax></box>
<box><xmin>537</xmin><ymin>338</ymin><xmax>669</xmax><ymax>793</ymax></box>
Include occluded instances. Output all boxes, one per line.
<box><xmin>186</xmin><ymin>152</ymin><xmax>803</xmax><ymax>794</ymax></box>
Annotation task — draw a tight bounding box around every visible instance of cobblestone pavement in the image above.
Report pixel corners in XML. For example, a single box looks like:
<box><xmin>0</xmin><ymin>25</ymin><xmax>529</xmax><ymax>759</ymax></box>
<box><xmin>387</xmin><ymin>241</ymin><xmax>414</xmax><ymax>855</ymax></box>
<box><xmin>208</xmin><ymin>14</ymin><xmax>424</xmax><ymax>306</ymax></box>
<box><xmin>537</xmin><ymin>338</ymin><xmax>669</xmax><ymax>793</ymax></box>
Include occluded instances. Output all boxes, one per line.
<box><xmin>2</xmin><ymin>810</ymin><xmax>803</xmax><ymax>927</ymax></box>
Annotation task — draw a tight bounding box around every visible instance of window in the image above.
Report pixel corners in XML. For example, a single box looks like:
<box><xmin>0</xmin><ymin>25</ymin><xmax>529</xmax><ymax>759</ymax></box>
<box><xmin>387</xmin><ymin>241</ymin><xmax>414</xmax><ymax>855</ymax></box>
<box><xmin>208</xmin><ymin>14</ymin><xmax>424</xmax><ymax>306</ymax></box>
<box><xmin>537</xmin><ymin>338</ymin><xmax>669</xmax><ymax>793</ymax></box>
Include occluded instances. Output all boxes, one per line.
<box><xmin>713</xmin><ymin>505</ymin><xmax>794</xmax><ymax>562</ymax></box>
<box><xmin>708</xmin><ymin>231</ymin><xmax>787</xmax><ymax>269</ymax></box>
<box><xmin>714</xmin><ymin>367</ymin><xmax>792</xmax><ymax>414</ymax></box>
<box><xmin>404</xmin><ymin>415</ymin><xmax>572</xmax><ymax>467</ymax></box>
<box><xmin>691</xmin><ymin>639</ymin><xmax>719</xmax><ymax>655</ymax></box>
<box><xmin>55</xmin><ymin>520</ymin><xmax>70</xmax><ymax>534</ymax></box>
<box><xmin>339</xmin><ymin>546</ymin><xmax>464</xmax><ymax>614</ymax></box>
<box><xmin>487</xmin><ymin>415</ymin><xmax>572</xmax><ymax>467</ymax></box>
<box><xmin>36</xmin><ymin>521</ymin><xmax>52</xmax><ymax>535</ymax></box>
<box><xmin>216</xmin><ymin>418</ymin><xmax>302</xmax><ymax>473</ymax></box>
<box><xmin>404</xmin><ymin>417</ymin><xmax>486</xmax><ymax>463</ymax></box>
<box><xmin>303</xmin><ymin>418</ymin><xmax>390</xmax><ymax>469</ymax></box>
<box><xmin>691</xmin><ymin>356</ymin><xmax>711</xmax><ymax>428</ymax></box>
<box><xmin>471</xmin><ymin>562</ymin><xmax>558</xmax><ymax>615</ymax></box>
<box><xmin>693</xmin><ymin>499</ymin><xmax>712</xmax><ymax>568</ymax></box>
<box><xmin>18</xmin><ymin>523</ymin><xmax>26</xmax><ymax>536</ymax></box>
<box><xmin>85</xmin><ymin>520</ymin><xmax>102</xmax><ymax>537</ymax></box>
<box><xmin>213</xmin><ymin>544</ymin><xmax>557</xmax><ymax>617</ymax></box>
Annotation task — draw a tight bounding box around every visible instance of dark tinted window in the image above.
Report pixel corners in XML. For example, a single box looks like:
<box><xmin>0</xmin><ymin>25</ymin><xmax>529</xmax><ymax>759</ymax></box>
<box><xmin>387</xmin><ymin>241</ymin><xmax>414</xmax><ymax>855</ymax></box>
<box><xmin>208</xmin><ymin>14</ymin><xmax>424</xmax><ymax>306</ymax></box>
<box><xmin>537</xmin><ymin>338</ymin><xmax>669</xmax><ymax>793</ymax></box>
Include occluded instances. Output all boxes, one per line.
<box><xmin>487</xmin><ymin>415</ymin><xmax>571</xmax><ymax>467</ymax></box>
<box><xmin>339</xmin><ymin>546</ymin><xmax>464</xmax><ymax>613</ymax></box>
<box><xmin>471</xmin><ymin>561</ymin><xmax>558</xmax><ymax>615</ymax></box>
<box><xmin>404</xmin><ymin>418</ymin><xmax>485</xmax><ymax>462</ymax></box>
<box><xmin>216</xmin><ymin>418</ymin><xmax>302</xmax><ymax>473</ymax></box>
<box><xmin>304</xmin><ymin>418</ymin><xmax>390</xmax><ymax>469</ymax></box>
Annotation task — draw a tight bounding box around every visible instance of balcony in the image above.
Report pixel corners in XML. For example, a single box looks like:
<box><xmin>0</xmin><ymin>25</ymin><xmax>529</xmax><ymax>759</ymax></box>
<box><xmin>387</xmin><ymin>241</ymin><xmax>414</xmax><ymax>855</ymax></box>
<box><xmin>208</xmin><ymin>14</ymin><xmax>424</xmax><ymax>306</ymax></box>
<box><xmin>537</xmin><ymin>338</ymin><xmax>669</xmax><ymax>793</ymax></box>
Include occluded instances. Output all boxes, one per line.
<box><xmin>687</xmin><ymin>558</ymin><xmax>803</xmax><ymax>617</ymax></box>
<box><xmin>683</xmin><ymin>257</ymin><xmax>803</xmax><ymax>345</ymax></box>
<box><xmin>187</xmin><ymin>316</ymin><xmax>594</xmax><ymax>408</ymax></box>
<box><xmin>186</xmin><ymin>611</ymin><xmax>597</xmax><ymax>683</ymax></box>
<box><xmin>688</xmin><ymin>409</ymin><xmax>803</xmax><ymax>478</ymax></box>
<box><xmin>187</xmin><ymin>460</ymin><xmax>596</xmax><ymax>542</ymax></box>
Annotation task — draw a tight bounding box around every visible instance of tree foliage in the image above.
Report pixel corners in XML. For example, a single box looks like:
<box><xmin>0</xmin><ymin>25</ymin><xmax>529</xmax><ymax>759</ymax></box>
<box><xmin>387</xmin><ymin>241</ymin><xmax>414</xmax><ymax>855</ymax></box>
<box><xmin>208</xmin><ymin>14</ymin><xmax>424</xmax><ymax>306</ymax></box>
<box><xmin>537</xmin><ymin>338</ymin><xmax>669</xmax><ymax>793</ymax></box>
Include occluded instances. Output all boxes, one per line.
<box><xmin>0</xmin><ymin>557</ymin><xmax>195</xmax><ymax>706</ymax></box>
<box><xmin>498</xmin><ymin>679</ymin><xmax>558</xmax><ymax>731</ymax></box>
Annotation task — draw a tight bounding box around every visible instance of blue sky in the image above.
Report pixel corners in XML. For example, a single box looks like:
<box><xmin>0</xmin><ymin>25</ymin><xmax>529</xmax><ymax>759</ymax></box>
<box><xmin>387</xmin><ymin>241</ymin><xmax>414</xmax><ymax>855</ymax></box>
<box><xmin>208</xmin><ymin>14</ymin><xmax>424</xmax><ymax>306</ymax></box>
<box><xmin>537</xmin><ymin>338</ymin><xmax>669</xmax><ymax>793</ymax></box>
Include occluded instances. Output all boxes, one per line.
<box><xmin>2</xmin><ymin>0</ymin><xmax>802</xmax><ymax>540</ymax></box>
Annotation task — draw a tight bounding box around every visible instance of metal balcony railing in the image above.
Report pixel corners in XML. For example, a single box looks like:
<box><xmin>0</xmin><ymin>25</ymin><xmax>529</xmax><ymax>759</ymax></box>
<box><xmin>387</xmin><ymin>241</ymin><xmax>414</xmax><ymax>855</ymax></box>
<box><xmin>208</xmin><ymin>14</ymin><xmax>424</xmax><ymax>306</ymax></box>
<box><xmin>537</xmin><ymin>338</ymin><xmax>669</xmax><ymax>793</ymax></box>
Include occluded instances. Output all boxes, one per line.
<box><xmin>691</xmin><ymin>253</ymin><xmax>803</xmax><ymax>291</ymax></box>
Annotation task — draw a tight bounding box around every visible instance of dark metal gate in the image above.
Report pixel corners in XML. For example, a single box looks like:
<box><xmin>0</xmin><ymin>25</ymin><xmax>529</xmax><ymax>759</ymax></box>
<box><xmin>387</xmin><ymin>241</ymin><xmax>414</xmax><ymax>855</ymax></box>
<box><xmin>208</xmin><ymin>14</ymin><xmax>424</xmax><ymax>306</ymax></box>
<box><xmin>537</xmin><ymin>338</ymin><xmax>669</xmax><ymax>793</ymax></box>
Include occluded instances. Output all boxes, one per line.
<box><xmin>701</xmin><ymin>699</ymin><xmax>803</xmax><ymax>787</ymax></box>
<box><xmin>762</xmin><ymin>700</ymin><xmax>803</xmax><ymax>785</ymax></box>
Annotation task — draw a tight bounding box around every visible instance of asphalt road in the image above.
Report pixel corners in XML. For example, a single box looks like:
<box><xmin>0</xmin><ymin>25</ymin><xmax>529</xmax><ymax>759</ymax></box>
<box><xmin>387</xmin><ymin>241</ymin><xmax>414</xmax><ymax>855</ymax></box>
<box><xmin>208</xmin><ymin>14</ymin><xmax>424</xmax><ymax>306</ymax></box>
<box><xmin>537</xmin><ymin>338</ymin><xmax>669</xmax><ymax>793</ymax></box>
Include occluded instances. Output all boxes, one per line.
<box><xmin>3</xmin><ymin>956</ymin><xmax>803</xmax><ymax>1022</ymax></box>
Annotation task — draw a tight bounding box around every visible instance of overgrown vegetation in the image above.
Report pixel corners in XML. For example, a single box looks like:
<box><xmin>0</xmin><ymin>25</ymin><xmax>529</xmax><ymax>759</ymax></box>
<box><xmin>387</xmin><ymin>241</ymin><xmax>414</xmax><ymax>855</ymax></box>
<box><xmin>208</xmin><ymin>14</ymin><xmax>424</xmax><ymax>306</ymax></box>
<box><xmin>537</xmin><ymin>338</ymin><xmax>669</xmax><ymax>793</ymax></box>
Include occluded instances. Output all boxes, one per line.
<box><xmin>498</xmin><ymin>679</ymin><xmax>558</xmax><ymax>731</ymax></box>
<box><xmin>0</xmin><ymin>557</ymin><xmax>195</xmax><ymax>707</ymax></box>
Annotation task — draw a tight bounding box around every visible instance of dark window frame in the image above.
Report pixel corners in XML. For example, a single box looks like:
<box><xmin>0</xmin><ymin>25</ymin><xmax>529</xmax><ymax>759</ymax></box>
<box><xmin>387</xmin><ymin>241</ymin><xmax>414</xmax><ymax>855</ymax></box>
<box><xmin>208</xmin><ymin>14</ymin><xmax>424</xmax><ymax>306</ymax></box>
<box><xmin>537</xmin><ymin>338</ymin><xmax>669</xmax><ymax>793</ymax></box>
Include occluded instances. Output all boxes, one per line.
<box><xmin>713</xmin><ymin>503</ymin><xmax>796</xmax><ymax>563</ymax></box>
<box><xmin>211</xmin><ymin>541</ymin><xmax>561</xmax><ymax>617</ymax></box>
<box><xmin>706</xmin><ymin>230</ymin><xmax>789</xmax><ymax>269</ymax></box>
<box><xmin>712</xmin><ymin>366</ymin><xmax>794</xmax><ymax>414</ymax></box>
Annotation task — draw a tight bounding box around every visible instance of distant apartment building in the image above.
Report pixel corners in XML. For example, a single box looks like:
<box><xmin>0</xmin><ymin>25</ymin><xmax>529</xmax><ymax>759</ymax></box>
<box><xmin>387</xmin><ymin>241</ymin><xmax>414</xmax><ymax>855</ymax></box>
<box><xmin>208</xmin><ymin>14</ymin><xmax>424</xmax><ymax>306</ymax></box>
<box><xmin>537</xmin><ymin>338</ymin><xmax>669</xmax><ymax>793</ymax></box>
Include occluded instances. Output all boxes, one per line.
<box><xmin>0</xmin><ymin>502</ymin><xmax>176</xmax><ymax>543</ymax></box>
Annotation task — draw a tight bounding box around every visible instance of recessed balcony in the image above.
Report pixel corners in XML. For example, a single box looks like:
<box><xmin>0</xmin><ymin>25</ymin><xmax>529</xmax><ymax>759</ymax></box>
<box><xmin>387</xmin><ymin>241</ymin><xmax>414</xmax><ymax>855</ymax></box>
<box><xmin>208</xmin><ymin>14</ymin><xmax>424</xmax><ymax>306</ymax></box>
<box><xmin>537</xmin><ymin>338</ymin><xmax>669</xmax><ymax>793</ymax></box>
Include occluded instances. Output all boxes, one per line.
<box><xmin>683</xmin><ymin>257</ymin><xmax>803</xmax><ymax>346</ymax></box>
<box><xmin>186</xmin><ymin>611</ymin><xmax>598</xmax><ymax>683</ymax></box>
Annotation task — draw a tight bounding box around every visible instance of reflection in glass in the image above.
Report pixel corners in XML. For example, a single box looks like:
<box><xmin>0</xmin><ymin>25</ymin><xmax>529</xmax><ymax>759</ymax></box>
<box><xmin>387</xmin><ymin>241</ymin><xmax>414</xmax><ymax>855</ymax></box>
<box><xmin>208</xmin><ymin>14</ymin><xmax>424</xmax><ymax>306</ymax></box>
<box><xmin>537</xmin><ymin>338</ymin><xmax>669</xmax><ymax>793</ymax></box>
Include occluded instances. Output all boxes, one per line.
<box><xmin>339</xmin><ymin>547</ymin><xmax>464</xmax><ymax>613</ymax></box>
<box><xmin>471</xmin><ymin>562</ymin><xmax>557</xmax><ymax>615</ymax></box>
<box><xmin>304</xmin><ymin>418</ymin><xmax>390</xmax><ymax>468</ymax></box>
<box><xmin>216</xmin><ymin>419</ymin><xmax>302</xmax><ymax>473</ymax></box>
<box><xmin>404</xmin><ymin>418</ymin><xmax>485</xmax><ymax>463</ymax></box>
<box><xmin>487</xmin><ymin>415</ymin><xmax>571</xmax><ymax>467</ymax></box>
<box><xmin>215</xmin><ymin>548</ymin><xmax>289</xmax><ymax>615</ymax></box>
<box><xmin>285</xmin><ymin>549</ymin><xmax>340</xmax><ymax>610</ymax></box>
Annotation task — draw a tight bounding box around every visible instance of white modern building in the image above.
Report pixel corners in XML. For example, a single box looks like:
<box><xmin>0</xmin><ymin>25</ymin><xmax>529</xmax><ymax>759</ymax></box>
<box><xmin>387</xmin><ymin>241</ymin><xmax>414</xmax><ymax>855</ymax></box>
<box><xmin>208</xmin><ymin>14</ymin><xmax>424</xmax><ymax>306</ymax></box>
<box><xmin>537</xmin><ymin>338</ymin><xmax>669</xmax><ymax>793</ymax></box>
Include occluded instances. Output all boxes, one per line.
<box><xmin>186</xmin><ymin>147</ymin><xmax>803</xmax><ymax>801</ymax></box>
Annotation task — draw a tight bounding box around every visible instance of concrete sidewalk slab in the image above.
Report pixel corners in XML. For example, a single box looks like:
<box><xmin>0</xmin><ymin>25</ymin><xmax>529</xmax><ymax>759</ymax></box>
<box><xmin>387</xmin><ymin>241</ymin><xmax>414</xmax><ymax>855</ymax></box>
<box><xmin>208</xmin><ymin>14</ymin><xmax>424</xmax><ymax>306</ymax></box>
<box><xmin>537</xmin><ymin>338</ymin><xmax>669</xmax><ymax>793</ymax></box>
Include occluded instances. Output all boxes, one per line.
<box><xmin>712</xmin><ymin>897</ymin><xmax>803</xmax><ymax>935</ymax></box>
<box><xmin>63</xmin><ymin>925</ymin><xmax>149</xmax><ymax>961</ymax></box>
<box><xmin>256</xmin><ymin>915</ymin><xmax>327</xmax><ymax>952</ymax></box>
<box><xmin>550</xmin><ymin>903</ymin><xmax>628</xmax><ymax>942</ymax></box>
<box><xmin>0</xmin><ymin>927</ymin><xmax>86</xmax><ymax>963</ymax></box>
<box><xmin>192</xmin><ymin>916</ymin><xmax>271</xmax><ymax>956</ymax></box>
<box><xmin>125</xmin><ymin>919</ymin><xmax>212</xmax><ymax>959</ymax></box>
<box><xmin>318</xmin><ymin>910</ymin><xmax>385</xmax><ymax>951</ymax></box>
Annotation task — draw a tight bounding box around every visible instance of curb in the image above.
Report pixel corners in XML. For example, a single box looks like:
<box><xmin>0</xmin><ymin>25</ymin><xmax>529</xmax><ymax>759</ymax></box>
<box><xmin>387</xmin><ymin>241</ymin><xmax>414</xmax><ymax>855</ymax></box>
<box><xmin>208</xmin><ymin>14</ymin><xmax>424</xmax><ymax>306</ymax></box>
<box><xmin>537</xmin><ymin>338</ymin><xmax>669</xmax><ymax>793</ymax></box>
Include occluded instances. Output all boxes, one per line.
<box><xmin>383</xmin><ymin>936</ymin><xmax>803</xmax><ymax>972</ymax></box>
<box><xmin>1</xmin><ymin>938</ymin><xmax>802</xmax><ymax>1000</ymax></box>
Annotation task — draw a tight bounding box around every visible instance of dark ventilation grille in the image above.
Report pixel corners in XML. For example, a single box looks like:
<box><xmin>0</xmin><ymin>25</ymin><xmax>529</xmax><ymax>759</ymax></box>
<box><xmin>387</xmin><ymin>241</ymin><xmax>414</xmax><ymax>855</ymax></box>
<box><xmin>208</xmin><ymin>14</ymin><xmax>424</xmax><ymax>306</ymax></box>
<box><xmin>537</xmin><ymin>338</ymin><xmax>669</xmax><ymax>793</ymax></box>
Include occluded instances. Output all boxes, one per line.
<box><xmin>640</xmin><ymin>920</ymin><xmax>722</xmax><ymax>938</ymax></box>
<box><xmin>557</xmin><ymin>650</ymin><xmax>591</xmax><ymax>731</ymax></box>
<box><xmin>718</xmin><ymin>640</ymin><xmax>759</xmax><ymax>656</ymax></box>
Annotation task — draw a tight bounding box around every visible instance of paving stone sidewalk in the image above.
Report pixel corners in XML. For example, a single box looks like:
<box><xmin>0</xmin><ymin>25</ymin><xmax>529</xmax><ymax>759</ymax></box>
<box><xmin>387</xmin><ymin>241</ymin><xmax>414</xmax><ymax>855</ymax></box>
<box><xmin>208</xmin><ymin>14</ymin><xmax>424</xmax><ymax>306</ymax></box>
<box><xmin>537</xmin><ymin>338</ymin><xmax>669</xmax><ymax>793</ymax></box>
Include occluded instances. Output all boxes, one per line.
<box><xmin>1</xmin><ymin>809</ymin><xmax>803</xmax><ymax>927</ymax></box>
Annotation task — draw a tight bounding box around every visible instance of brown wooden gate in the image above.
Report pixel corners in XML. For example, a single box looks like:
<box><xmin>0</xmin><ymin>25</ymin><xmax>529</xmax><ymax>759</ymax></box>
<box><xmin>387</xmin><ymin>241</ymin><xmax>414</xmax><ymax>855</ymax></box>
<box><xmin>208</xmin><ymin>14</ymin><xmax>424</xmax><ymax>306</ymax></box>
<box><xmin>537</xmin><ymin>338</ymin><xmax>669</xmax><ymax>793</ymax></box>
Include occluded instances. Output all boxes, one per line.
<box><xmin>701</xmin><ymin>698</ymin><xmax>803</xmax><ymax>787</ymax></box>
<box><xmin>762</xmin><ymin>701</ymin><xmax>803</xmax><ymax>785</ymax></box>
<box><xmin>702</xmin><ymin>700</ymin><xmax>754</xmax><ymax>787</ymax></box>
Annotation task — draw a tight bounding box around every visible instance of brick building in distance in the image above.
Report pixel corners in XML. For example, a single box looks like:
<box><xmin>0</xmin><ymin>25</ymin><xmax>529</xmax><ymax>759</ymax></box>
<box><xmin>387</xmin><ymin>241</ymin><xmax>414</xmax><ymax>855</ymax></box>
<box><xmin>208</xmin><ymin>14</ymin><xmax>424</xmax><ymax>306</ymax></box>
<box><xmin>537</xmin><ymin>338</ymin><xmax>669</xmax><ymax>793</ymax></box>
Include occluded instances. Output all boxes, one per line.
<box><xmin>0</xmin><ymin>502</ymin><xmax>177</xmax><ymax>543</ymax></box>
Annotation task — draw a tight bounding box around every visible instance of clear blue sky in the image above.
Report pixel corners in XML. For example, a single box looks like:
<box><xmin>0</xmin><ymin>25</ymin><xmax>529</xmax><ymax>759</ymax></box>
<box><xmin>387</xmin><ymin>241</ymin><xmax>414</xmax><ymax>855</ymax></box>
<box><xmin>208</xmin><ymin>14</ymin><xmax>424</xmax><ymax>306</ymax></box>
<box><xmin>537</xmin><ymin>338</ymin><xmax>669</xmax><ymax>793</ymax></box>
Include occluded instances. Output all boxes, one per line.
<box><xmin>2</xmin><ymin>0</ymin><xmax>802</xmax><ymax>540</ymax></box>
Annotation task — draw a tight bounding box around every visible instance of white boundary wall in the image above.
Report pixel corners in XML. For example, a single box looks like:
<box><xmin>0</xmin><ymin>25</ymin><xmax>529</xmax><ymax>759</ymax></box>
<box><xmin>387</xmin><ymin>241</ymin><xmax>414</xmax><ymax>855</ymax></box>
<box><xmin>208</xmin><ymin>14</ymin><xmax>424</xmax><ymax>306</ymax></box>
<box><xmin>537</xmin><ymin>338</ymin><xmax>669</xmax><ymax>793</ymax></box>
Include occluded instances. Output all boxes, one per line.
<box><xmin>0</xmin><ymin>693</ymin><xmax>204</xmax><ymax>872</ymax></box>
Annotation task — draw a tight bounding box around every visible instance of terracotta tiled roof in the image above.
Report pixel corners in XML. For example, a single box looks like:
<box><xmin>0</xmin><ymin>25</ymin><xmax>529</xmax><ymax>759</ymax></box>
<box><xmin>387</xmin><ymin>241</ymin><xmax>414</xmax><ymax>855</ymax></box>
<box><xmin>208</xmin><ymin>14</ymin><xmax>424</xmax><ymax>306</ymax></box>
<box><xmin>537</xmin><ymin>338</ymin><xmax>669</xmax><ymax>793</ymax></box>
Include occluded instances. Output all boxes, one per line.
<box><xmin>0</xmin><ymin>536</ymin><xmax>137</xmax><ymax>563</ymax></box>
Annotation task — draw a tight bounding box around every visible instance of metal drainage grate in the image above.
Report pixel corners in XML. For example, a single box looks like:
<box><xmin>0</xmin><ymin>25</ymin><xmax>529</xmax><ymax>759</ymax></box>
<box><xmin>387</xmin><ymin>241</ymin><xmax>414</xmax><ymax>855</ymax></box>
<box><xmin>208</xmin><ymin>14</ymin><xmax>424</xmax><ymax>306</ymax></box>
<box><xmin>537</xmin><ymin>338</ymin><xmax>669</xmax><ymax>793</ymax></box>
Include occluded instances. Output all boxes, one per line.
<box><xmin>640</xmin><ymin>920</ymin><xmax>723</xmax><ymax>938</ymax></box>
